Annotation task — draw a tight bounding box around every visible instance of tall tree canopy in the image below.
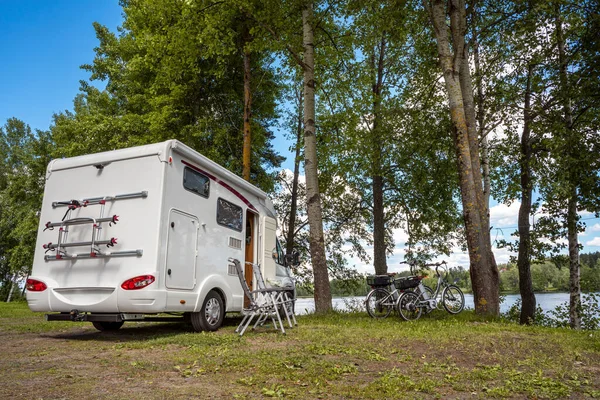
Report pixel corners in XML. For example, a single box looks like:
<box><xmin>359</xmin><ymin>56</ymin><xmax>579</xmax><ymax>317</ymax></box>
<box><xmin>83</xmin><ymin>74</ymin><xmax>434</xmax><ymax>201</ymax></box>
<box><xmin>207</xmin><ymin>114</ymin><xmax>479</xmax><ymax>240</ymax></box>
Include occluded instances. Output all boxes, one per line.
<box><xmin>52</xmin><ymin>0</ymin><xmax>283</xmax><ymax>191</ymax></box>
<box><xmin>0</xmin><ymin>119</ymin><xmax>54</xmax><ymax>301</ymax></box>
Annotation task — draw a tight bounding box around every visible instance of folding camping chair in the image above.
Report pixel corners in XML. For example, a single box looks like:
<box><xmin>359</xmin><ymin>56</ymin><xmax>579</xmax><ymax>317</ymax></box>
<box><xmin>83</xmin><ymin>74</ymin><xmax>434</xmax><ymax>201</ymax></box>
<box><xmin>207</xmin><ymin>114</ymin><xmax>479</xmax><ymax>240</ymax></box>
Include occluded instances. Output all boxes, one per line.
<box><xmin>249</xmin><ymin>262</ymin><xmax>297</xmax><ymax>328</ymax></box>
<box><xmin>228</xmin><ymin>258</ymin><xmax>286</xmax><ymax>336</ymax></box>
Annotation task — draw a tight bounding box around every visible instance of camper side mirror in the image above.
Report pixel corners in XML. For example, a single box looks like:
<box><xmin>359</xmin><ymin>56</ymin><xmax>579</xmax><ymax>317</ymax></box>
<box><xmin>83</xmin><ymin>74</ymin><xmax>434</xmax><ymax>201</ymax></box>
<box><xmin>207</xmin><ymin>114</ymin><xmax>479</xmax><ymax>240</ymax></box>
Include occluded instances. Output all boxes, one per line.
<box><xmin>285</xmin><ymin>250</ymin><xmax>300</xmax><ymax>267</ymax></box>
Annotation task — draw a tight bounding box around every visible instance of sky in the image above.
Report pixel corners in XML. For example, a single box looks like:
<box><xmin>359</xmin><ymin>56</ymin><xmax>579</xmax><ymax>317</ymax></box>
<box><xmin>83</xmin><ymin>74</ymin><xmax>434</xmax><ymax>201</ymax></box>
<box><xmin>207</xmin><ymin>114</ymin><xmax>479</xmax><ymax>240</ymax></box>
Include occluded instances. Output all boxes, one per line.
<box><xmin>0</xmin><ymin>1</ymin><xmax>122</xmax><ymax>131</ymax></box>
<box><xmin>1</xmin><ymin>1</ymin><xmax>598</xmax><ymax>273</ymax></box>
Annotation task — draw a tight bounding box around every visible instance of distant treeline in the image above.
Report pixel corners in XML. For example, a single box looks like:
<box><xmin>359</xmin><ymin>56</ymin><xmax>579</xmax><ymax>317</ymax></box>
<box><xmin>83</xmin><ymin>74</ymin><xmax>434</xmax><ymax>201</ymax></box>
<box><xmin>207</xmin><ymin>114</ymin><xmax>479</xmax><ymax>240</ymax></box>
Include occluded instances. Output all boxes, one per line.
<box><xmin>296</xmin><ymin>253</ymin><xmax>600</xmax><ymax>297</ymax></box>
<box><xmin>499</xmin><ymin>254</ymin><xmax>600</xmax><ymax>293</ymax></box>
<box><xmin>296</xmin><ymin>265</ymin><xmax>472</xmax><ymax>297</ymax></box>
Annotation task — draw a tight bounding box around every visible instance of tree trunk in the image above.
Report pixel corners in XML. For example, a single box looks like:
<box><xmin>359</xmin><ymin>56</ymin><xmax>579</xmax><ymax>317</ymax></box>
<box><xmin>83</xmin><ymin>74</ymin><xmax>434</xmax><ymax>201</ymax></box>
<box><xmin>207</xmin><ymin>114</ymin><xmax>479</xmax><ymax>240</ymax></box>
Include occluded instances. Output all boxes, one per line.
<box><xmin>458</xmin><ymin>14</ymin><xmax>499</xmax><ymax>314</ymax></box>
<box><xmin>424</xmin><ymin>0</ymin><xmax>499</xmax><ymax>315</ymax></box>
<box><xmin>372</xmin><ymin>35</ymin><xmax>387</xmax><ymax>276</ymax></box>
<box><xmin>473</xmin><ymin>28</ymin><xmax>491</xmax><ymax>227</ymax></box>
<box><xmin>517</xmin><ymin>65</ymin><xmax>536</xmax><ymax>324</ymax></box>
<box><xmin>286</xmin><ymin>88</ymin><xmax>303</xmax><ymax>257</ymax></box>
<box><xmin>242</xmin><ymin>25</ymin><xmax>252</xmax><ymax>182</ymax></box>
<box><xmin>6</xmin><ymin>273</ymin><xmax>16</xmax><ymax>303</ymax></box>
<box><xmin>555</xmin><ymin>2</ymin><xmax>580</xmax><ymax>328</ymax></box>
<box><xmin>302</xmin><ymin>2</ymin><xmax>332</xmax><ymax>313</ymax></box>
<box><xmin>567</xmin><ymin>190</ymin><xmax>581</xmax><ymax>329</ymax></box>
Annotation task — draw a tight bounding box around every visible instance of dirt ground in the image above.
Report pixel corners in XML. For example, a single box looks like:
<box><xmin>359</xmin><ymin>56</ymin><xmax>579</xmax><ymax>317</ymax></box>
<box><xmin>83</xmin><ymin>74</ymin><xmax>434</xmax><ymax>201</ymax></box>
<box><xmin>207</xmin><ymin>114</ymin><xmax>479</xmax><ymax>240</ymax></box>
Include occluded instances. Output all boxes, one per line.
<box><xmin>0</xmin><ymin>320</ymin><xmax>252</xmax><ymax>400</ymax></box>
<box><xmin>2</xmin><ymin>312</ymin><xmax>600</xmax><ymax>400</ymax></box>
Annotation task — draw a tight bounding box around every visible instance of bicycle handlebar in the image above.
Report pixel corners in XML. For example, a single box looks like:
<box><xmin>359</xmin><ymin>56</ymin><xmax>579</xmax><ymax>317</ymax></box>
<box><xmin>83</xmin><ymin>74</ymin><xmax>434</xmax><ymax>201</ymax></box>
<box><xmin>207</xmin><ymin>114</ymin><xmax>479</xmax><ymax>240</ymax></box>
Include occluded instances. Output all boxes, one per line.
<box><xmin>400</xmin><ymin>260</ymin><xmax>447</xmax><ymax>275</ymax></box>
<box><xmin>435</xmin><ymin>261</ymin><xmax>448</xmax><ymax>277</ymax></box>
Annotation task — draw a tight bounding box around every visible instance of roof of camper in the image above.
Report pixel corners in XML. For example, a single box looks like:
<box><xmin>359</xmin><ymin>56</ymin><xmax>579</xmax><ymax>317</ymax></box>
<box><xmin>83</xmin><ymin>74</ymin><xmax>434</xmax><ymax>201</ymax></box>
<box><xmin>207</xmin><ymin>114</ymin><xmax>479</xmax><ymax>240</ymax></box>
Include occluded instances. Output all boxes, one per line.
<box><xmin>47</xmin><ymin>140</ymin><xmax>269</xmax><ymax>200</ymax></box>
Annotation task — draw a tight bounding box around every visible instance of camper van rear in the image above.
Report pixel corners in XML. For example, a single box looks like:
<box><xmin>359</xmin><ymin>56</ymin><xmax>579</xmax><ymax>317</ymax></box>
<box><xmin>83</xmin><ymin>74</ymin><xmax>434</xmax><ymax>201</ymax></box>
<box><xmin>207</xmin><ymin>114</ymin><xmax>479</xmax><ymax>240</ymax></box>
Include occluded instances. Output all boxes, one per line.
<box><xmin>27</xmin><ymin>140</ymin><xmax>295</xmax><ymax>332</ymax></box>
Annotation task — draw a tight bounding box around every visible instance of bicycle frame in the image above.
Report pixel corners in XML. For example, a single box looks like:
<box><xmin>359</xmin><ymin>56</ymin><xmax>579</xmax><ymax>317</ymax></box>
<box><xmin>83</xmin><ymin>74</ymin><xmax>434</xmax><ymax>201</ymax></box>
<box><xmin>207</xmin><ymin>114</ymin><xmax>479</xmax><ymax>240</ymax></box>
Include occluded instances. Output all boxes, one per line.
<box><xmin>414</xmin><ymin>262</ymin><xmax>452</xmax><ymax>311</ymax></box>
<box><xmin>366</xmin><ymin>271</ymin><xmax>428</xmax><ymax>318</ymax></box>
<box><xmin>396</xmin><ymin>260</ymin><xmax>465</xmax><ymax>321</ymax></box>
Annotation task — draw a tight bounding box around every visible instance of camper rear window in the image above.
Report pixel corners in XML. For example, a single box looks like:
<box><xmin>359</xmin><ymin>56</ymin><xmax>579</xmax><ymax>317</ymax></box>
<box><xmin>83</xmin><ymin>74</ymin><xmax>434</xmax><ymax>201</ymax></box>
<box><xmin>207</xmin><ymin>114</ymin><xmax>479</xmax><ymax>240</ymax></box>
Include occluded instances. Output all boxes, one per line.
<box><xmin>217</xmin><ymin>198</ymin><xmax>243</xmax><ymax>231</ymax></box>
<box><xmin>183</xmin><ymin>167</ymin><xmax>210</xmax><ymax>198</ymax></box>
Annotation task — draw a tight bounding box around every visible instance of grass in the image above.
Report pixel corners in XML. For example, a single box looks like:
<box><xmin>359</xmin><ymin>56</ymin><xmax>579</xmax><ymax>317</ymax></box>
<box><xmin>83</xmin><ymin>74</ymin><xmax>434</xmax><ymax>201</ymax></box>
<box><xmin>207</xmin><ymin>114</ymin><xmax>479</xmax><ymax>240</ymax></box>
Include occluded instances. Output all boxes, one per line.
<box><xmin>1</xmin><ymin>302</ymin><xmax>599</xmax><ymax>399</ymax></box>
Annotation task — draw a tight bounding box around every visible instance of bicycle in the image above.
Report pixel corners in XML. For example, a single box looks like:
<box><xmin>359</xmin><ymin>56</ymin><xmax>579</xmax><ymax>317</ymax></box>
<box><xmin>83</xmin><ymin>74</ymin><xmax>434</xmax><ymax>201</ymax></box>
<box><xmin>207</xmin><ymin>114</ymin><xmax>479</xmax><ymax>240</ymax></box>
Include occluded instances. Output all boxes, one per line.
<box><xmin>396</xmin><ymin>261</ymin><xmax>465</xmax><ymax>321</ymax></box>
<box><xmin>365</xmin><ymin>262</ymin><xmax>434</xmax><ymax>319</ymax></box>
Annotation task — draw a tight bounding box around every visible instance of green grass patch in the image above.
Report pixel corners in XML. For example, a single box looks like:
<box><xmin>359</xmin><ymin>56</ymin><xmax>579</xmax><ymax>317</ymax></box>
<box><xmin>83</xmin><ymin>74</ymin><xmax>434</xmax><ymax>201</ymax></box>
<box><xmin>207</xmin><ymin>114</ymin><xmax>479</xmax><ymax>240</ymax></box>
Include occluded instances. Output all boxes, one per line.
<box><xmin>0</xmin><ymin>302</ymin><xmax>599</xmax><ymax>399</ymax></box>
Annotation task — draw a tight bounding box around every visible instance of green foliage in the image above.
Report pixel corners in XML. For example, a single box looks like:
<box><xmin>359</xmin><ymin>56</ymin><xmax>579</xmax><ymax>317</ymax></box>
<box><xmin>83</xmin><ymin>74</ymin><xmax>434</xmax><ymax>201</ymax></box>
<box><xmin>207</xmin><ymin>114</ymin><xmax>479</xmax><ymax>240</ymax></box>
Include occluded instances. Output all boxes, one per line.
<box><xmin>498</xmin><ymin>255</ymin><xmax>600</xmax><ymax>294</ymax></box>
<box><xmin>0</xmin><ymin>119</ymin><xmax>54</xmax><ymax>300</ymax></box>
<box><xmin>314</xmin><ymin>0</ymin><xmax>462</xmax><ymax>271</ymax></box>
<box><xmin>582</xmin><ymin>264</ymin><xmax>600</xmax><ymax>292</ymax></box>
<box><xmin>582</xmin><ymin>252</ymin><xmax>600</xmax><ymax>269</ymax></box>
<box><xmin>504</xmin><ymin>293</ymin><xmax>600</xmax><ymax>330</ymax></box>
<box><xmin>296</xmin><ymin>277</ymin><xmax>365</xmax><ymax>297</ymax></box>
<box><xmin>491</xmin><ymin>0</ymin><xmax>600</xmax><ymax>261</ymax></box>
<box><xmin>52</xmin><ymin>0</ymin><xmax>283</xmax><ymax>191</ymax></box>
<box><xmin>546</xmin><ymin>293</ymin><xmax>600</xmax><ymax>330</ymax></box>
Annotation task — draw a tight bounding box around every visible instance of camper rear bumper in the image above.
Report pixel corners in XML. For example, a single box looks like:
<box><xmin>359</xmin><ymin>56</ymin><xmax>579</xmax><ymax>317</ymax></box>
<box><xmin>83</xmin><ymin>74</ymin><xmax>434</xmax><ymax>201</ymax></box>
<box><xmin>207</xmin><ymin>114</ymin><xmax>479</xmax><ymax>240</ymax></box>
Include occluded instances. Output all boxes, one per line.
<box><xmin>27</xmin><ymin>284</ymin><xmax>168</xmax><ymax>314</ymax></box>
<box><xmin>46</xmin><ymin>312</ymin><xmax>126</xmax><ymax>322</ymax></box>
<box><xmin>45</xmin><ymin>311</ymin><xmax>186</xmax><ymax>323</ymax></box>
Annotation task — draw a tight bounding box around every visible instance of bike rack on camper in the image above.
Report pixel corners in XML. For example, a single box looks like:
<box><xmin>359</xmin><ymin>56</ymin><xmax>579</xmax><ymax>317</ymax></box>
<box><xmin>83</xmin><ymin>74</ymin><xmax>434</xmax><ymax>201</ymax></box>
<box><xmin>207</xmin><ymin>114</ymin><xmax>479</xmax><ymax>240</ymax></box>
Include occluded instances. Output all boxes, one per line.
<box><xmin>42</xmin><ymin>191</ymin><xmax>147</xmax><ymax>261</ymax></box>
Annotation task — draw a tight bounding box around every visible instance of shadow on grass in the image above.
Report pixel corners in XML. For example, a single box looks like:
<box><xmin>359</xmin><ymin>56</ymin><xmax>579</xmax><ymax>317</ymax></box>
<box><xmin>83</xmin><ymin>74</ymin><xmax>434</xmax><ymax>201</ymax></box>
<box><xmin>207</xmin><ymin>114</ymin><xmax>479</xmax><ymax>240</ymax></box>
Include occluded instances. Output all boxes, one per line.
<box><xmin>44</xmin><ymin>315</ymin><xmax>246</xmax><ymax>342</ymax></box>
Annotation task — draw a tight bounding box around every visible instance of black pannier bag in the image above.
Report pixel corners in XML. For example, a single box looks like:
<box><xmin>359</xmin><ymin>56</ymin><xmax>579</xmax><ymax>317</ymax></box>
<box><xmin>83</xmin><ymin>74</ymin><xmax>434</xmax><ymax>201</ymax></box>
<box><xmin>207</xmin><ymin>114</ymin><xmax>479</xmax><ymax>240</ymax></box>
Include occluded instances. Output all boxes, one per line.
<box><xmin>366</xmin><ymin>275</ymin><xmax>391</xmax><ymax>287</ymax></box>
<box><xmin>394</xmin><ymin>276</ymin><xmax>420</xmax><ymax>290</ymax></box>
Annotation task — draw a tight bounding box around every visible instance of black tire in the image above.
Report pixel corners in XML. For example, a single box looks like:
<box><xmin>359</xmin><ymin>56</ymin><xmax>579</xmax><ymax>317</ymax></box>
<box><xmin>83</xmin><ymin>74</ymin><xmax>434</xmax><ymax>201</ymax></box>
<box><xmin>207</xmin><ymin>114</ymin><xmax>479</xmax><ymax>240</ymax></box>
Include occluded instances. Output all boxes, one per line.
<box><xmin>396</xmin><ymin>291</ymin><xmax>422</xmax><ymax>321</ymax></box>
<box><xmin>190</xmin><ymin>290</ymin><xmax>225</xmax><ymax>332</ymax></box>
<box><xmin>92</xmin><ymin>321</ymin><xmax>124</xmax><ymax>331</ymax></box>
<box><xmin>442</xmin><ymin>285</ymin><xmax>465</xmax><ymax>314</ymax></box>
<box><xmin>366</xmin><ymin>288</ymin><xmax>393</xmax><ymax>319</ymax></box>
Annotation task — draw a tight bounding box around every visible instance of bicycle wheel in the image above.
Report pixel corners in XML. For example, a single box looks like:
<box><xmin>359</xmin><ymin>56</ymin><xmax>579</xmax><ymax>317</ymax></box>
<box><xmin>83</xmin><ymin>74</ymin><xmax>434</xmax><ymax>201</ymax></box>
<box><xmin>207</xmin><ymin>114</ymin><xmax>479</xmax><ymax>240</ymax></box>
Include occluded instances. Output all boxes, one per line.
<box><xmin>396</xmin><ymin>291</ymin><xmax>422</xmax><ymax>321</ymax></box>
<box><xmin>366</xmin><ymin>288</ymin><xmax>393</xmax><ymax>319</ymax></box>
<box><xmin>442</xmin><ymin>285</ymin><xmax>465</xmax><ymax>314</ymax></box>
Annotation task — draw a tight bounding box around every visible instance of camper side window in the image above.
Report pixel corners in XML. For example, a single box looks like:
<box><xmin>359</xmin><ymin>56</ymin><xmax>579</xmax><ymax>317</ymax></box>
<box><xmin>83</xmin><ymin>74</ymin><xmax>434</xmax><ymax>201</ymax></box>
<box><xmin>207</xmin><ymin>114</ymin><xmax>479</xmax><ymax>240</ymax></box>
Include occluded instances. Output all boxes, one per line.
<box><xmin>216</xmin><ymin>198</ymin><xmax>243</xmax><ymax>232</ymax></box>
<box><xmin>183</xmin><ymin>167</ymin><xmax>210</xmax><ymax>198</ymax></box>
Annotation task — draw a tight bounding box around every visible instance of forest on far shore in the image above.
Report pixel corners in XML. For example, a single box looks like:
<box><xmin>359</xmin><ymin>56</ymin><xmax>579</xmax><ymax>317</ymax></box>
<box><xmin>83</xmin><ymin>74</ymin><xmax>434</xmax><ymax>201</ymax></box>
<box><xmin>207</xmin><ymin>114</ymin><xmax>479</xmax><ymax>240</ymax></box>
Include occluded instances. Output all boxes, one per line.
<box><xmin>297</xmin><ymin>252</ymin><xmax>600</xmax><ymax>297</ymax></box>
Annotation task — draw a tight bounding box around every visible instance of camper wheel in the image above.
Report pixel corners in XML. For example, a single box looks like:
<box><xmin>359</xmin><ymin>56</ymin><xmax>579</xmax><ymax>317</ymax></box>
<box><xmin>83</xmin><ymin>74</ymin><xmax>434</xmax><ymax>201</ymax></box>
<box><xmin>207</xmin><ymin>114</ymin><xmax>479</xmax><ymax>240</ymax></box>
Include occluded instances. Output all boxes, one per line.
<box><xmin>92</xmin><ymin>321</ymin><xmax>124</xmax><ymax>331</ymax></box>
<box><xmin>190</xmin><ymin>290</ymin><xmax>224</xmax><ymax>332</ymax></box>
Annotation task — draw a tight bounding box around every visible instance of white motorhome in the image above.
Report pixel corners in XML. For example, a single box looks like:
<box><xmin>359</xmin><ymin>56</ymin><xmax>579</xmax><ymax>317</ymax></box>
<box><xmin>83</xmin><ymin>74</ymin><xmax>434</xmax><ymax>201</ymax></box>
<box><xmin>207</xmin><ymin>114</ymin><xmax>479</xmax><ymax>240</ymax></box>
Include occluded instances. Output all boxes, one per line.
<box><xmin>26</xmin><ymin>140</ymin><xmax>296</xmax><ymax>332</ymax></box>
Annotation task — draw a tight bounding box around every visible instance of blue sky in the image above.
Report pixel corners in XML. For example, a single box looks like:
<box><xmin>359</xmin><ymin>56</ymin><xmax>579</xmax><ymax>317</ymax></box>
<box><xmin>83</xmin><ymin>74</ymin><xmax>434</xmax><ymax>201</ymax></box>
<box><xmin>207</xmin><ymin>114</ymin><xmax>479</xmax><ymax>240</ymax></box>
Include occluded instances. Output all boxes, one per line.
<box><xmin>0</xmin><ymin>1</ymin><xmax>122</xmax><ymax>131</ymax></box>
<box><xmin>1</xmin><ymin>1</ymin><xmax>597</xmax><ymax>272</ymax></box>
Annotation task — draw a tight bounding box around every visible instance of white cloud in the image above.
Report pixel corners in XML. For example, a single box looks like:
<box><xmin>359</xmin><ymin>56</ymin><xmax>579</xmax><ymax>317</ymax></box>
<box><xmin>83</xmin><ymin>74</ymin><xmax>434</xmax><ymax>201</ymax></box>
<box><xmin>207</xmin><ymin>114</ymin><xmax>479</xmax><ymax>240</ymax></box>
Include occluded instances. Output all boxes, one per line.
<box><xmin>580</xmin><ymin>210</ymin><xmax>595</xmax><ymax>218</ymax></box>
<box><xmin>279</xmin><ymin>168</ymin><xmax>306</xmax><ymax>184</ymax></box>
<box><xmin>489</xmin><ymin>202</ymin><xmax>520</xmax><ymax>229</ymax></box>
<box><xmin>588</xmin><ymin>223</ymin><xmax>600</xmax><ymax>232</ymax></box>
<box><xmin>539</xmin><ymin>237</ymin><xmax>569</xmax><ymax>246</ymax></box>
<box><xmin>392</xmin><ymin>227</ymin><xmax>409</xmax><ymax>245</ymax></box>
<box><xmin>585</xmin><ymin>237</ymin><xmax>600</xmax><ymax>247</ymax></box>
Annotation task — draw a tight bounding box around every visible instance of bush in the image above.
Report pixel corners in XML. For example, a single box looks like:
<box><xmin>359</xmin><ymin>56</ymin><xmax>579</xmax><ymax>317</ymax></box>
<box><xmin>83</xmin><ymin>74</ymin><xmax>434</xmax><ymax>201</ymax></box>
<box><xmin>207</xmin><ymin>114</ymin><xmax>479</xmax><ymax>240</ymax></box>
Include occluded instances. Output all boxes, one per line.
<box><xmin>502</xmin><ymin>293</ymin><xmax>600</xmax><ymax>330</ymax></box>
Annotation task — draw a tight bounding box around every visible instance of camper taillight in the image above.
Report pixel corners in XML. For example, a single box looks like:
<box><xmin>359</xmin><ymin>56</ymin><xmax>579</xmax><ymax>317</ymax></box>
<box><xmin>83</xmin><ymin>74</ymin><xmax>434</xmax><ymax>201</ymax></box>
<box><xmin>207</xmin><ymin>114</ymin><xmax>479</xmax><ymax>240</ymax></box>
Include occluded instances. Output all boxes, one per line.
<box><xmin>26</xmin><ymin>279</ymin><xmax>47</xmax><ymax>292</ymax></box>
<box><xmin>121</xmin><ymin>275</ymin><xmax>155</xmax><ymax>290</ymax></box>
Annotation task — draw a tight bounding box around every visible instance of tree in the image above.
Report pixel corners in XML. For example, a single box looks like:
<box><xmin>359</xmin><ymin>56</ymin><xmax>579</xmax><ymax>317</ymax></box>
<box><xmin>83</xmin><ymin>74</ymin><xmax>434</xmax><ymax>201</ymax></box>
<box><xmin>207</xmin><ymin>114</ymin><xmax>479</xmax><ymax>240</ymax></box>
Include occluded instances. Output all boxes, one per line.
<box><xmin>52</xmin><ymin>0</ymin><xmax>282</xmax><ymax>191</ymax></box>
<box><xmin>488</xmin><ymin>0</ymin><xmax>543</xmax><ymax>324</ymax></box>
<box><xmin>242</xmin><ymin>20</ymin><xmax>253</xmax><ymax>182</ymax></box>
<box><xmin>283</xmin><ymin>82</ymin><xmax>304</xmax><ymax>259</ymax></box>
<box><xmin>0</xmin><ymin>119</ymin><xmax>54</xmax><ymax>301</ymax></box>
<box><xmin>315</xmin><ymin>0</ymin><xmax>461</xmax><ymax>276</ymax></box>
<box><xmin>533</xmin><ymin>0</ymin><xmax>600</xmax><ymax>329</ymax></box>
<box><xmin>301</xmin><ymin>2</ymin><xmax>333</xmax><ymax>312</ymax></box>
<box><xmin>422</xmin><ymin>0</ymin><xmax>499</xmax><ymax>315</ymax></box>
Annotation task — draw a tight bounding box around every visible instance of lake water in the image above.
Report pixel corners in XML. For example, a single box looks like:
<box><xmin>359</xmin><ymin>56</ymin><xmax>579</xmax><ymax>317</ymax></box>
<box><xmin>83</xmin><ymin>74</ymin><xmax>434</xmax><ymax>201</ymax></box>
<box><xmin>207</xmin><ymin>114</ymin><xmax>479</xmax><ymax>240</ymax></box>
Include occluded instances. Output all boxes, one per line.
<box><xmin>294</xmin><ymin>292</ymin><xmax>599</xmax><ymax>315</ymax></box>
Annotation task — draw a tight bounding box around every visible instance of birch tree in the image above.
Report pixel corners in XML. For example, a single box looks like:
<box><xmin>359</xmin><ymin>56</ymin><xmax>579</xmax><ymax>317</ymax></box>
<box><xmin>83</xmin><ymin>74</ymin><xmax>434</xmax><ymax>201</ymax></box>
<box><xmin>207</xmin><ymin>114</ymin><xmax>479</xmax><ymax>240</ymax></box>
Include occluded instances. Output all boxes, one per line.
<box><xmin>423</xmin><ymin>0</ymin><xmax>500</xmax><ymax>315</ymax></box>
<box><xmin>301</xmin><ymin>2</ymin><xmax>333</xmax><ymax>312</ymax></box>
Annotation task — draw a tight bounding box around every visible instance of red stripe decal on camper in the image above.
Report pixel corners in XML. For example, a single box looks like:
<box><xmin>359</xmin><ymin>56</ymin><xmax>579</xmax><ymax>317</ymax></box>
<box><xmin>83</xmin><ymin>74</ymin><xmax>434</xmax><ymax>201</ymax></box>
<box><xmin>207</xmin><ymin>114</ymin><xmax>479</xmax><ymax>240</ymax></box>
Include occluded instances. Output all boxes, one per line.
<box><xmin>181</xmin><ymin>160</ymin><xmax>258</xmax><ymax>211</ymax></box>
